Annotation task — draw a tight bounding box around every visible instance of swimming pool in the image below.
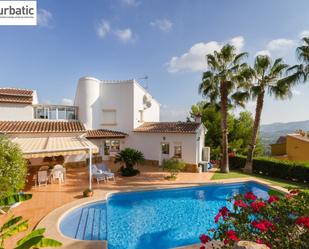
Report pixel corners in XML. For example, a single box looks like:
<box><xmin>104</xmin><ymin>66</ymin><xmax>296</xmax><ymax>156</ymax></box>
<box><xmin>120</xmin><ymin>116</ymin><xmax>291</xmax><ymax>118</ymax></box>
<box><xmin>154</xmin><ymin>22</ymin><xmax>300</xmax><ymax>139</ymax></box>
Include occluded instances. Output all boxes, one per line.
<box><xmin>60</xmin><ymin>181</ymin><xmax>269</xmax><ymax>249</ymax></box>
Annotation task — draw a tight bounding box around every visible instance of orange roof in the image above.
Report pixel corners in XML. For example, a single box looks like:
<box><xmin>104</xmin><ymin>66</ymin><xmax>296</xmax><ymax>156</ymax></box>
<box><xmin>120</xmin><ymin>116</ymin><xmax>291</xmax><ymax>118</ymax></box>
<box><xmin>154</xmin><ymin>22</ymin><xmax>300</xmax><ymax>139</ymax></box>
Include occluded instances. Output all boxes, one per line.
<box><xmin>0</xmin><ymin>121</ymin><xmax>85</xmax><ymax>134</ymax></box>
<box><xmin>0</xmin><ymin>87</ymin><xmax>33</xmax><ymax>104</ymax></box>
<box><xmin>86</xmin><ymin>129</ymin><xmax>127</xmax><ymax>139</ymax></box>
<box><xmin>134</xmin><ymin>122</ymin><xmax>201</xmax><ymax>134</ymax></box>
<box><xmin>288</xmin><ymin>134</ymin><xmax>309</xmax><ymax>143</ymax></box>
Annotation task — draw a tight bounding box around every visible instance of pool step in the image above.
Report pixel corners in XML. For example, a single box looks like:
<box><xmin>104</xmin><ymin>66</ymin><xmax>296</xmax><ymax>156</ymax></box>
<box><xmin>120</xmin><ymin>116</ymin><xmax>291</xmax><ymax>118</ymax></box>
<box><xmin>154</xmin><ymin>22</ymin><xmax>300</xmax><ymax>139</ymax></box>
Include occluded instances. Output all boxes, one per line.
<box><xmin>75</xmin><ymin>207</ymin><xmax>107</xmax><ymax>240</ymax></box>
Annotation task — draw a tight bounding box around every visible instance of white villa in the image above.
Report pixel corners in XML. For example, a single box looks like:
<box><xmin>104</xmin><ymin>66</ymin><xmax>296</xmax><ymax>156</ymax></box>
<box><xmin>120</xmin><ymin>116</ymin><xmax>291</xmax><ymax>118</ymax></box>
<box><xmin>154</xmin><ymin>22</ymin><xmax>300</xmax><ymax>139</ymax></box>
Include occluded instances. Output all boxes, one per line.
<box><xmin>0</xmin><ymin>76</ymin><xmax>207</xmax><ymax>171</ymax></box>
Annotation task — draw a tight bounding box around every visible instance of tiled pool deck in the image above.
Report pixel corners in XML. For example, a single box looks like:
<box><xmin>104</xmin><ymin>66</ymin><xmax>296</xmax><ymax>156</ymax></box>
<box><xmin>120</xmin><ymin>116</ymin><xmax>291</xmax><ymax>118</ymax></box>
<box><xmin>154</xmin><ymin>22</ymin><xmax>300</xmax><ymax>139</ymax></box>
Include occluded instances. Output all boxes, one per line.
<box><xmin>0</xmin><ymin>162</ymin><xmax>287</xmax><ymax>248</ymax></box>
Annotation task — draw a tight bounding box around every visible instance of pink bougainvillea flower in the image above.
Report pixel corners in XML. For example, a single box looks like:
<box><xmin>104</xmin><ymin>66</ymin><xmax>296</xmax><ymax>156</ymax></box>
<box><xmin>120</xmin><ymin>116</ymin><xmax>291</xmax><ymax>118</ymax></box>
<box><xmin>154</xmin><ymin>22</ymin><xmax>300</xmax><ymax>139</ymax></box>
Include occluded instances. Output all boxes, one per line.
<box><xmin>251</xmin><ymin>201</ymin><xmax>266</xmax><ymax>212</ymax></box>
<box><xmin>244</xmin><ymin>191</ymin><xmax>257</xmax><ymax>200</ymax></box>
<box><xmin>267</xmin><ymin>195</ymin><xmax>279</xmax><ymax>203</ymax></box>
<box><xmin>214</xmin><ymin>206</ymin><xmax>230</xmax><ymax>223</ymax></box>
<box><xmin>252</xmin><ymin>219</ymin><xmax>275</xmax><ymax>232</ymax></box>
<box><xmin>234</xmin><ymin>199</ymin><xmax>248</xmax><ymax>208</ymax></box>
<box><xmin>226</xmin><ymin>230</ymin><xmax>239</xmax><ymax>241</ymax></box>
<box><xmin>200</xmin><ymin>246</ymin><xmax>205</xmax><ymax>249</ymax></box>
<box><xmin>296</xmin><ymin>216</ymin><xmax>309</xmax><ymax>229</ymax></box>
<box><xmin>199</xmin><ymin>234</ymin><xmax>211</xmax><ymax>244</ymax></box>
<box><xmin>261</xmin><ymin>219</ymin><xmax>276</xmax><ymax>231</ymax></box>
<box><xmin>256</xmin><ymin>238</ymin><xmax>263</xmax><ymax>244</ymax></box>
<box><xmin>252</xmin><ymin>220</ymin><xmax>268</xmax><ymax>232</ymax></box>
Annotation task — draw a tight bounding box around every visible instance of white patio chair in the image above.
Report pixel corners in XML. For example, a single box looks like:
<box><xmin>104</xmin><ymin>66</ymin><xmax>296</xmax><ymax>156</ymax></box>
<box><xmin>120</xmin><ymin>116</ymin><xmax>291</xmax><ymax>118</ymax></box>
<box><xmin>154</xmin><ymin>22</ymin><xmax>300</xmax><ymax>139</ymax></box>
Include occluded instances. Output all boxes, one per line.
<box><xmin>37</xmin><ymin>171</ymin><xmax>48</xmax><ymax>187</ymax></box>
<box><xmin>91</xmin><ymin>165</ymin><xmax>106</xmax><ymax>184</ymax></box>
<box><xmin>97</xmin><ymin>163</ymin><xmax>115</xmax><ymax>181</ymax></box>
<box><xmin>51</xmin><ymin>169</ymin><xmax>64</xmax><ymax>184</ymax></box>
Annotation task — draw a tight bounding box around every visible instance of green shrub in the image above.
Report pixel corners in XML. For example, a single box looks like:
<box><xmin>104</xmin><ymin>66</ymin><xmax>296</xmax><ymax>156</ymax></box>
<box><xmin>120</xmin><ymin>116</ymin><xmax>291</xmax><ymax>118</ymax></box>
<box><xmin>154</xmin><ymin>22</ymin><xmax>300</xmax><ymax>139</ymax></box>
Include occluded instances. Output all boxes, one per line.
<box><xmin>0</xmin><ymin>136</ymin><xmax>27</xmax><ymax>197</ymax></box>
<box><xmin>229</xmin><ymin>155</ymin><xmax>309</xmax><ymax>182</ymax></box>
<box><xmin>162</xmin><ymin>158</ymin><xmax>185</xmax><ymax>179</ymax></box>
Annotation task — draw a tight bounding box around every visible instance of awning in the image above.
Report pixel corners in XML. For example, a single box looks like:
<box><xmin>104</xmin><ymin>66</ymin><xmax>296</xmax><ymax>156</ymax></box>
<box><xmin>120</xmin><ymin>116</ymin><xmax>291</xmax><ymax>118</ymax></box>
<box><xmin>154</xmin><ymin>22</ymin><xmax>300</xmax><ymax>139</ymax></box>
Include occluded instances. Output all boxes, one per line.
<box><xmin>12</xmin><ymin>136</ymin><xmax>99</xmax><ymax>159</ymax></box>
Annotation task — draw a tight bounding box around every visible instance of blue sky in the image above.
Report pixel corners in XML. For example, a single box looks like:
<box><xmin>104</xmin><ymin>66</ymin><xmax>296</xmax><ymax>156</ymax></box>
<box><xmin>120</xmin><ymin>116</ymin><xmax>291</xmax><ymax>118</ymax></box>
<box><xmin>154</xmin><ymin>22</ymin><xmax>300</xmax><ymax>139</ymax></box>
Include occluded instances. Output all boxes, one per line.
<box><xmin>1</xmin><ymin>0</ymin><xmax>309</xmax><ymax>124</ymax></box>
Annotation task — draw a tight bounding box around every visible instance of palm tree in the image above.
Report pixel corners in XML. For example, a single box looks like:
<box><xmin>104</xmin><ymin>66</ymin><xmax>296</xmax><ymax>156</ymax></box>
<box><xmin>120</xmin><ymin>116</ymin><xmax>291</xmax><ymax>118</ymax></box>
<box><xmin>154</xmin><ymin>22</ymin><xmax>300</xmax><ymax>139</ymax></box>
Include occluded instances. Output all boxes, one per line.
<box><xmin>199</xmin><ymin>44</ymin><xmax>249</xmax><ymax>173</ymax></box>
<box><xmin>284</xmin><ymin>37</ymin><xmax>309</xmax><ymax>84</ymax></box>
<box><xmin>114</xmin><ymin>148</ymin><xmax>145</xmax><ymax>176</ymax></box>
<box><xmin>243</xmin><ymin>55</ymin><xmax>291</xmax><ymax>173</ymax></box>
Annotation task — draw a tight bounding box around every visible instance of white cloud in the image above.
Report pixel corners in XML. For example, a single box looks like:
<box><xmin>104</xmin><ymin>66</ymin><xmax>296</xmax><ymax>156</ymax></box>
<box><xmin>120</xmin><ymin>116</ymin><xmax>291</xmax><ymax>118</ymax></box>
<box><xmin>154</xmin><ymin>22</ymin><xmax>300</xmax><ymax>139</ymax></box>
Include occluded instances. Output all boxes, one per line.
<box><xmin>121</xmin><ymin>0</ymin><xmax>140</xmax><ymax>6</ymax></box>
<box><xmin>95</xmin><ymin>20</ymin><xmax>135</xmax><ymax>43</ymax></box>
<box><xmin>61</xmin><ymin>98</ymin><xmax>73</xmax><ymax>105</ymax></box>
<box><xmin>255</xmin><ymin>38</ymin><xmax>297</xmax><ymax>59</ymax></box>
<box><xmin>299</xmin><ymin>30</ymin><xmax>309</xmax><ymax>38</ymax></box>
<box><xmin>266</xmin><ymin>38</ymin><xmax>296</xmax><ymax>51</ymax></box>
<box><xmin>230</xmin><ymin>36</ymin><xmax>245</xmax><ymax>53</ymax></box>
<box><xmin>96</xmin><ymin>20</ymin><xmax>110</xmax><ymax>38</ymax></box>
<box><xmin>255</xmin><ymin>50</ymin><xmax>272</xmax><ymax>57</ymax></box>
<box><xmin>37</xmin><ymin>9</ymin><xmax>53</xmax><ymax>27</ymax></box>
<box><xmin>292</xmin><ymin>89</ymin><xmax>302</xmax><ymax>96</ymax></box>
<box><xmin>114</xmin><ymin>28</ymin><xmax>134</xmax><ymax>42</ymax></box>
<box><xmin>150</xmin><ymin>19</ymin><xmax>173</xmax><ymax>32</ymax></box>
<box><xmin>167</xmin><ymin>36</ymin><xmax>245</xmax><ymax>73</ymax></box>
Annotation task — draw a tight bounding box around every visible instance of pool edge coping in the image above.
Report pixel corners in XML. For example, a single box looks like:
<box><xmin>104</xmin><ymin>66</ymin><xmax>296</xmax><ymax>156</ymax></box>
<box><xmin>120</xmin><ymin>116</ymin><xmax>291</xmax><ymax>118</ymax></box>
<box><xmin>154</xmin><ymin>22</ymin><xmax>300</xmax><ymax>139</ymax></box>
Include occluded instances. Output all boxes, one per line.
<box><xmin>36</xmin><ymin>178</ymin><xmax>289</xmax><ymax>249</ymax></box>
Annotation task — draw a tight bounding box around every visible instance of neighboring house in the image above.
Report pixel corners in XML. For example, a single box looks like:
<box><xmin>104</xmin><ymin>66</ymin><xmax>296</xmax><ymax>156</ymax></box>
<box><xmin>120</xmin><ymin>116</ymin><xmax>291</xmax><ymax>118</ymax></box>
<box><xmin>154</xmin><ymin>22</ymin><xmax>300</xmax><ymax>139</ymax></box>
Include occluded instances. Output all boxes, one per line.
<box><xmin>0</xmin><ymin>78</ymin><xmax>207</xmax><ymax>171</ymax></box>
<box><xmin>0</xmin><ymin>88</ymin><xmax>38</xmax><ymax>120</ymax></box>
<box><xmin>270</xmin><ymin>136</ymin><xmax>287</xmax><ymax>156</ymax></box>
<box><xmin>271</xmin><ymin>134</ymin><xmax>309</xmax><ymax>162</ymax></box>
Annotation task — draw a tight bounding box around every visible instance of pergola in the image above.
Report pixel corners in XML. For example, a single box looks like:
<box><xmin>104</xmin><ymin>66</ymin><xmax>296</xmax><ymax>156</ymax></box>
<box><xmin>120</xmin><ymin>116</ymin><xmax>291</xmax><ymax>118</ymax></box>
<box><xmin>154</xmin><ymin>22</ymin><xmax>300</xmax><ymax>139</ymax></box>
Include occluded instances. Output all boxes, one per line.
<box><xmin>12</xmin><ymin>135</ymin><xmax>99</xmax><ymax>189</ymax></box>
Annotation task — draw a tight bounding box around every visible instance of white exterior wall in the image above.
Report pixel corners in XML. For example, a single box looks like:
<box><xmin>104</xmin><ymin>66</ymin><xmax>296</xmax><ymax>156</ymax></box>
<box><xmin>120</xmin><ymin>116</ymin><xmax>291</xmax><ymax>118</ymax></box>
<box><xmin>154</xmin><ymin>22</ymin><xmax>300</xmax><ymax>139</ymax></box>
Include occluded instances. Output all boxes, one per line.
<box><xmin>99</xmin><ymin>82</ymin><xmax>134</xmax><ymax>133</ymax></box>
<box><xmin>0</xmin><ymin>103</ymin><xmax>33</xmax><ymax>121</ymax></box>
<box><xmin>74</xmin><ymin>77</ymin><xmax>160</xmax><ymax>132</ymax></box>
<box><xmin>74</xmin><ymin>77</ymin><xmax>101</xmax><ymax>129</ymax></box>
<box><xmin>133</xmin><ymin>81</ymin><xmax>160</xmax><ymax>129</ymax></box>
<box><xmin>126</xmin><ymin>132</ymin><xmax>198</xmax><ymax>164</ymax></box>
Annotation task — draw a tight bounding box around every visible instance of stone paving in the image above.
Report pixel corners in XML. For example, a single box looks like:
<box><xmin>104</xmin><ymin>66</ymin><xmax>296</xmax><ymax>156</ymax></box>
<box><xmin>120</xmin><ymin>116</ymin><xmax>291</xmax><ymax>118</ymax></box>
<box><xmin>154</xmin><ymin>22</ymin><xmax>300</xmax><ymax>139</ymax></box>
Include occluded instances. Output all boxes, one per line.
<box><xmin>1</xmin><ymin>162</ymin><xmax>215</xmax><ymax>248</ymax></box>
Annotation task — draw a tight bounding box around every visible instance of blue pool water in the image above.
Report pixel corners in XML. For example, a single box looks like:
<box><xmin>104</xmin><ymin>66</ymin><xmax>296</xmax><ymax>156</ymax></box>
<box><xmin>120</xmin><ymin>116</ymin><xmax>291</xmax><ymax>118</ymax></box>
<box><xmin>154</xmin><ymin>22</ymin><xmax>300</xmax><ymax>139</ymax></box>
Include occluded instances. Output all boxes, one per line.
<box><xmin>60</xmin><ymin>182</ymin><xmax>269</xmax><ymax>249</ymax></box>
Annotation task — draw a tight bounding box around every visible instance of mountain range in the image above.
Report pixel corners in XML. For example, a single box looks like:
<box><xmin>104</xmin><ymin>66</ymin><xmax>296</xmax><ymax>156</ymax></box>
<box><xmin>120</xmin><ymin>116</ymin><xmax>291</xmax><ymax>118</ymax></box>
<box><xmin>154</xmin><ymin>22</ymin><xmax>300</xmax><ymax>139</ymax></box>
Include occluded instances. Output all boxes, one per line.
<box><xmin>260</xmin><ymin>120</ymin><xmax>309</xmax><ymax>153</ymax></box>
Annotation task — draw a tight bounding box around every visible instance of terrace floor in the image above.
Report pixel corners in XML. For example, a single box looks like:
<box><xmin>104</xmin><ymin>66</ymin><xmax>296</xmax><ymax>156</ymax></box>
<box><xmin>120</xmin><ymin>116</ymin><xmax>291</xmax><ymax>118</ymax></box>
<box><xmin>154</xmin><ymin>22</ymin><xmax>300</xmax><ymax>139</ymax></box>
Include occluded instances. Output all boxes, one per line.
<box><xmin>1</xmin><ymin>161</ymin><xmax>216</xmax><ymax>248</ymax></box>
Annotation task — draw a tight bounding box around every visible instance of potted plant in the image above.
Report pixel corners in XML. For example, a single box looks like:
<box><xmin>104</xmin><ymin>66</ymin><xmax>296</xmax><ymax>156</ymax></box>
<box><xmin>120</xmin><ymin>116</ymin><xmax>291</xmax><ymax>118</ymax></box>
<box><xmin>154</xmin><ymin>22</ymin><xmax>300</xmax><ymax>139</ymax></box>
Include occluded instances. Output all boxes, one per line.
<box><xmin>114</xmin><ymin>148</ymin><xmax>145</xmax><ymax>176</ymax></box>
<box><xmin>83</xmin><ymin>188</ymin><xmax>93</xmax><ymax>197</ymax></box>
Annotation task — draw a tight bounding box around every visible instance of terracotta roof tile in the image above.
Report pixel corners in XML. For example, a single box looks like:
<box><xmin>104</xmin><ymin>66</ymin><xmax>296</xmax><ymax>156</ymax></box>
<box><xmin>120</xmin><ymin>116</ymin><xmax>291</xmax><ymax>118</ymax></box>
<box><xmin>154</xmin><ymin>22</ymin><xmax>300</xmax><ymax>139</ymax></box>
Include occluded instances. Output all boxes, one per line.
<box><xmin>134</xmin><ymin>122</ymin><xmax>201</xmax><ymax>134</ymax></box>
<box><xmin>0</xmin><ymin>121</ymin><xmax>85</xmax><ymax>134</ymax></box>
<box><xmin>86</xmin><ymin>129</ymin><xmax>127</xmax><ymax>139</ymax></box>
<box><xmin>0</xmin><ymin>88</ymin><xmax>33</xmax><ymax>104</ymax></box>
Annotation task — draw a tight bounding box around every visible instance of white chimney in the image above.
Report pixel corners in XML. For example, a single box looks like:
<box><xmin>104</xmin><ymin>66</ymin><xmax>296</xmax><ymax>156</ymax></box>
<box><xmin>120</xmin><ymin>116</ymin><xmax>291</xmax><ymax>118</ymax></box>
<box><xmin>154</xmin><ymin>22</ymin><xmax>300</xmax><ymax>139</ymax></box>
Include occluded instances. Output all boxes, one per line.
<box><xmin>195</xmin><ymin>114</ymin><xmax>202</xmax><ymax>123</ymax></box>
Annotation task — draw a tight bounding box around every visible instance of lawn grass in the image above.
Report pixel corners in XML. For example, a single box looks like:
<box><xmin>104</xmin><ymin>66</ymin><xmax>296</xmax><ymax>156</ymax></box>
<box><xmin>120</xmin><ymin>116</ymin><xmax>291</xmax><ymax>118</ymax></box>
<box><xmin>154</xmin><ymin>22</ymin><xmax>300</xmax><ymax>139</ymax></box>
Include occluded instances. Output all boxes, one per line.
<box><xmin>211</xmin><ymin>169</ymin><xmax>309</xmax><ymax>191</ymax></box>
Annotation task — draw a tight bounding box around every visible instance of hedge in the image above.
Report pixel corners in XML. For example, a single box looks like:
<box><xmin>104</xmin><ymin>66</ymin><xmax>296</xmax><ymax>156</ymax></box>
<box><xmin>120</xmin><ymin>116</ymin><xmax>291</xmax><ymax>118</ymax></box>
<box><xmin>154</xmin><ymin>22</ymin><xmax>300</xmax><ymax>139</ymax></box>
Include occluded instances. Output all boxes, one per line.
<box><xmin>229</xmin><ymin>155</ymin><xmax>309</xmax><ymax>182</ymax></box>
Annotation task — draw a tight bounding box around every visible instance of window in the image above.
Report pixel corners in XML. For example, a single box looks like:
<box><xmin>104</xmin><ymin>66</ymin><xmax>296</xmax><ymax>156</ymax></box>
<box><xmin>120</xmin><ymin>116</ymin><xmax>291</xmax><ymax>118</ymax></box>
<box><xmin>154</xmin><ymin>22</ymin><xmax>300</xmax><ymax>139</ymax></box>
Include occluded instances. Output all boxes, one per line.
<box><xmin>66</xmin><ymin>107</ymin><xmax>77</xmax><ymax>120</ymax></box>
<box><xmin>161</xmin><ymin>143</ymin><xmax>169</xmax><ymax>155</ymax></box>
<box><xmin>102</xmin><ymin>110</ymin><xmax>117</xmax><ymax>125</ymax></box>
<box><xmin>174</xmin><ymin>144</ymin><xmax>182</xmax><ymax>158</ymax></box>
<box><xmin>138</xmin><ymin>110</ymin><xmax>144</xmax><ymax>122</ymax></box>
<box><xmin>34</xmin><ymin>105</ymin><xmax>78</xmax><ymax>120</ymax></box>
<box><xmin>58</xmin><ymin>107</ymin><xmax>66</xmax><ymax>120</ymax></box>
<box><xmin>34</xmin><ymin>107</ymin><xmax>48</xmax><ymax>119</ymax></box>
<box><xmin>104</xmin><ymin>140</ymin><xmax>120</xmax><ymax>153</ymax></box>
<box><xmin>48</xmin><ymin>107</ymin><xmax>57</xmax><ymax>120</ymax></box>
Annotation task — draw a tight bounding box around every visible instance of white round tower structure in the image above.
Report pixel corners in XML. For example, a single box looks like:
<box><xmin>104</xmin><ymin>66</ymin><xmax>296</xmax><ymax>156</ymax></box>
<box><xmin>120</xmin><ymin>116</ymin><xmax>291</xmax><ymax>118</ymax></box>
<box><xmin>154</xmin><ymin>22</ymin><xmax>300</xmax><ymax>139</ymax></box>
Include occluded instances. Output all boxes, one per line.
<box><xmin>74</xmin><ymin>76</ymin><xmax>101</xmax><ymax>130</ymax></box>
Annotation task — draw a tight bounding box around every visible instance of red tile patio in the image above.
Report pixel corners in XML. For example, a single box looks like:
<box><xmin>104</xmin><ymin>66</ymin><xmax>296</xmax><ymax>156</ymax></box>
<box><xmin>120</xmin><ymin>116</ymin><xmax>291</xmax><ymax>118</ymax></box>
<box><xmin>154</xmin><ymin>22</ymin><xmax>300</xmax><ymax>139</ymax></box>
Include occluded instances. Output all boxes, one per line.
<box><xmin>0</xmin><ymin>161</ymin><xmax>215</xmax><ymax>248</ymax></box>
